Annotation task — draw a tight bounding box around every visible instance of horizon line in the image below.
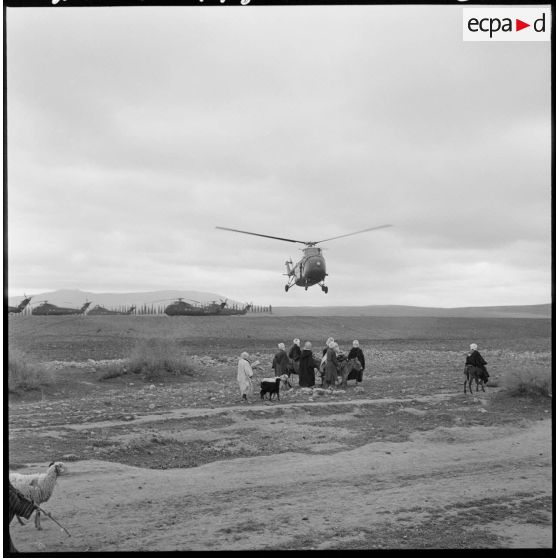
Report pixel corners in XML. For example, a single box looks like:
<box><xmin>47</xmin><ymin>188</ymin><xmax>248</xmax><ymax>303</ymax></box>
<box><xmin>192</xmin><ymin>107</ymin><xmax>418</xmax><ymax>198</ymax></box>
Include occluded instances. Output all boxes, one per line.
<box><xmin>4</xmin><ymin>289</ymin><xmax>551</xmax><ymax>310</ymax></box>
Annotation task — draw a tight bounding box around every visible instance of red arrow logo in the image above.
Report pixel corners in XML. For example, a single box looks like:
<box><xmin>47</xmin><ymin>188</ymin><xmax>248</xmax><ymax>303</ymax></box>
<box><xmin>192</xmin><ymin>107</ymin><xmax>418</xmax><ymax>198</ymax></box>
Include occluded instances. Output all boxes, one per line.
<box><xmin>516</xmin><ymin>19</ymin><xmax>530</xmax><ymax>31</ymax></box>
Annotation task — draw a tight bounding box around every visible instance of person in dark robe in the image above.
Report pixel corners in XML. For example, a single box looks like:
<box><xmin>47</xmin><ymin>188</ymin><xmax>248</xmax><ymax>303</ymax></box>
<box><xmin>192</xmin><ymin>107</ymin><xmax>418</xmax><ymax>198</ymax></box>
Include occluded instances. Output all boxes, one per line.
<box><xmin>465</xmin><ymin>343</ymin><xmax>489</xmax><ymax>383</ymax></box>
<box><xmin>288</xmin><ymin>338</ymin><xmax>302</xmax><ymax>374</ymax></box>
<box><xmin>298</xmin><ymin>341</ymin><xmax>316</xmax><ymax>388</ymax></box>
<box><xmin>271</xmin><ymin>343</ymin><xmax>290</xmax><ymax>377</ymax></box>
<box><xmin>348</xmin><ymin>340</ymin><xmax>366</xmax><ymax>383</ymax></box>
<box><xmin>318</xmin><ymin>337</ymin><xmax>334</xmax><ymax>385</ymax></box>
<box><xmin>9</xmin><ymin>480</ymin><xmax>38</xmax><ymax>553</ymax></box>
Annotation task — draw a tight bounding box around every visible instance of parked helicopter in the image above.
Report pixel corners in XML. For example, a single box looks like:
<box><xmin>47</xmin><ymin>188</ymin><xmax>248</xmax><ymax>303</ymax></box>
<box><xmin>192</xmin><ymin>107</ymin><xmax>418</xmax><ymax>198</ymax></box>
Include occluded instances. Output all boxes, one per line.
<box><xmin>164</xmin><ymin>298</ymin><xmax>219</xmax><ymax>316</ymax></box>
<box><xmin>216</xmin><ymin>224</ymin><xmax>392</xmax><ymax>293</ymax></box>
<box><xmin>31</xmin><ymin>300</ymin><xmax>91</xmax><ymax>316</ymax></box>
<box><xmin>87</xmin><ymin>304</ymin><xmax>136</xmax><ymax>316</ymax></box>
<box><xmin>7</xmin><ymin>295</ymin><xmax>32</xmax><ymax>314</ymax></box>
<box><xmin>220</xmin><ymin>302</ymin><xmax>252</xmax><ymax>315</ymax></box>
<box><xmin>164</xmin><ymin>297</ymin><xmax>251</xmax><ymax>316</ymax></box>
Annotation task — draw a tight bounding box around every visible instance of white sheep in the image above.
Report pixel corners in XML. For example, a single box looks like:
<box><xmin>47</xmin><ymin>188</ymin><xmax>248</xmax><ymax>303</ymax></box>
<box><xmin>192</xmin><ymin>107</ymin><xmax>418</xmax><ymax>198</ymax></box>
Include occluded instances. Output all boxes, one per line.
<box><xmin>9</xmin><ymin>461</ymin><xmax>68</xmax><ymax>530</ymax></box>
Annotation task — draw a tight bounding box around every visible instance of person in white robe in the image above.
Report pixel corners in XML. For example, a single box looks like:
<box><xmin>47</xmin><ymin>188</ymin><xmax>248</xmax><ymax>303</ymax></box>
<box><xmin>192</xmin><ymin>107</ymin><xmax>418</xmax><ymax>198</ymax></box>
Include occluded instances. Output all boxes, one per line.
<box><xmin>237</xmin><ymin>351</ymin><xmax>254</xmax><ymax>401</ymax></box>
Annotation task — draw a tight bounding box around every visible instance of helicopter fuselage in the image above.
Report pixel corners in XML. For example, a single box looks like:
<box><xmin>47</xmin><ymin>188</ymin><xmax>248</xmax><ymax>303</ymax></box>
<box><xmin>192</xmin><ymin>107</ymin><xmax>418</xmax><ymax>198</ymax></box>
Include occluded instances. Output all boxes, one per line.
<box><xmin>288</xmin><ymin>247</ymin><xmax>327</xmax><ymax>287</ymax></box>
<box><xmin>31</xmin><ymin>302</ymin><xmax>91</xmax><ymax>316</ymax></box>
<box><xmin>87</xmin><ymin>305</ymin><xmax>136</xmax><ymax>315</ymax></box>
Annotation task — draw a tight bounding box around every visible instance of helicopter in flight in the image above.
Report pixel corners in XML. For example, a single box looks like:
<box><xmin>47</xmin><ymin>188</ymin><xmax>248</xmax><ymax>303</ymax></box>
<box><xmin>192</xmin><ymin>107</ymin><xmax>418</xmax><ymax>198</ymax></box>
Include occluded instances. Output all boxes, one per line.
<box><xmin>216</xmin><ymin>224</ymin><xmax>392</xmax><ymax>293</ymax></box>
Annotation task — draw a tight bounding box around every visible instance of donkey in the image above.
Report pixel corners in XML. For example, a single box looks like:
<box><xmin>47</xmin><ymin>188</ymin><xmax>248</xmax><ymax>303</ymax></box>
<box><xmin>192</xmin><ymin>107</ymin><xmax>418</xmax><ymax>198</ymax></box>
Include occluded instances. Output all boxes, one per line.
<box><xmin>339</xmin><ymin>357</ymin><xmax>364</xmax><ymax>389</ymax></box>
<box><xmin>463</xmin><ymin>365</ymin><xmax>487</xmax><ymax>394</ymax></box>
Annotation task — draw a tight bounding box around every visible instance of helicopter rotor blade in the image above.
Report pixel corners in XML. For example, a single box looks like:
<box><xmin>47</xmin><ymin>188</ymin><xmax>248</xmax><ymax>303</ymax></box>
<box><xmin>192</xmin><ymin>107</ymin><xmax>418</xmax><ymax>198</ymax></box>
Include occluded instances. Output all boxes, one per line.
<box><xmin>216</xmin><ymin>226</ymin><xmax>308</xmax><ymax>245</ymax></box>
<box><xmin>314</xmin><ymin>224</ymin><xmax>393</xmax><ymax>245</ymax></box>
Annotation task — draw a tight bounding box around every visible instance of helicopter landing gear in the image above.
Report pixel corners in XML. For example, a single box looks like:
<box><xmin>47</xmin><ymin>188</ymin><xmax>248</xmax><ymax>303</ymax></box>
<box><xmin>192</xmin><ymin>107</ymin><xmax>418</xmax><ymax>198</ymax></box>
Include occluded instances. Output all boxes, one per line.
<box><xmin>284</xmin><ymin>284</ymin><xmax>290</xmax><ymax>292</ymax></box>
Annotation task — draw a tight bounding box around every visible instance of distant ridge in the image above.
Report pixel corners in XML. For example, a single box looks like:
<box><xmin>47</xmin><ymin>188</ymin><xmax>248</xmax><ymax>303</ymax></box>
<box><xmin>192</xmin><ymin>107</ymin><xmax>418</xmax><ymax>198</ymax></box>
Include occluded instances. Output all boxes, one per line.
<box><xmin>7</xmin><ymin>290</ymin><xmax>550</xmax><ymax>319</ymax></box>
<box><xmin>270</xmin><ymin>304</ymin><xmax>551</xmax><ymax>319</ymax></box>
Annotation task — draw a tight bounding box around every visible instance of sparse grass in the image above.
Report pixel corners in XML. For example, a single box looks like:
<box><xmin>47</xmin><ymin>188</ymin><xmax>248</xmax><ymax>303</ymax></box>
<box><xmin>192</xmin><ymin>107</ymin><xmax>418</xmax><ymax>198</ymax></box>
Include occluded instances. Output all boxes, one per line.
<box><xmin>97</xmin><ymin>337</ymin><xmax>195</xmax><ymax>382</ymax></box>
<box><xmin>124</xmin><ymin>434</ymin><xmax>180</xmax><ymax>451</ymax></box>
<box><xmin>8</xmin><ymin>347</ymin><xmax>54</xmax><ymax>392</ymax></box>
<box><xmin>501</xmin><ymin>363</ymin><xmax>552</xmax><ymax>397</ymax></box>
<box><xmin>8</xmin><ymin>462</ymin><xmax>29</xmax><ymax>470</ymax></box>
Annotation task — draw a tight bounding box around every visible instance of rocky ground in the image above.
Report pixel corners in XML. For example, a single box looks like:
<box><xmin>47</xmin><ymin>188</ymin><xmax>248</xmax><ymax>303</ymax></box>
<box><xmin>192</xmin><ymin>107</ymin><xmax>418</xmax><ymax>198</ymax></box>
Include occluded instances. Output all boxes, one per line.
<box><xmin>8</xmin><ymin>352</ymin><xmax>553</xmax><ymax>552</ymax></box>
<box><xmin>8</xmin><ymin>315</ymin><xmax>553</xmax><ymax>551</ymax></box>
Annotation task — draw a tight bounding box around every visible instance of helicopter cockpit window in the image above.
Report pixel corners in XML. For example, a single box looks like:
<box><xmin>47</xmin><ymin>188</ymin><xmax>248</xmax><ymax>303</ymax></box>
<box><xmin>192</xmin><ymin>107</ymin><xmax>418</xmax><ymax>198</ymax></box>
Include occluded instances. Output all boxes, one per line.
<box><xmin>306</xmin><ymin>247</ymin><xmax>321</xmax><ymax>256</ymax></box>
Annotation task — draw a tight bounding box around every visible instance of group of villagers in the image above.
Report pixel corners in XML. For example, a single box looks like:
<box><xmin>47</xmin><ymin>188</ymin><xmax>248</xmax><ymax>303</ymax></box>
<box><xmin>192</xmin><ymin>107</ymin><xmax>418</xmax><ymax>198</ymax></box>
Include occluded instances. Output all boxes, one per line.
<box><xmin>237</xmin><ymin>339</ymin><xmax>491</xmax><ymax>401</ymax></box>
<box><xmin>236</xmin><ymin>337</ymin><xmax>366</xmax><ymax>401</ymax></box>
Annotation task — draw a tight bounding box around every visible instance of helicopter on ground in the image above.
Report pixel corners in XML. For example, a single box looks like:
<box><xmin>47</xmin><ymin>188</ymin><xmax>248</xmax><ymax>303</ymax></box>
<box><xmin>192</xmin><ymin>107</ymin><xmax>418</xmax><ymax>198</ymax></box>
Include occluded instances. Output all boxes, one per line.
<box><xmin>219</xmin><ymin>302</ymin><xmax>252</xmax><ymax>315</ymax></box>
<box><xmin>205</xmin><ymin>299</ymin><xmax>253</xmax><ymax>315</ymax></box>
<box><xmin>164</xmin><ymin>298</ymin><xmax>219</xmax><ymax>316</ymax></box>
<box><xmin>216</xmin><ymin>224</ymin><xmax>392</xmax><ymax>293</ymax></box>
<box><xmin>87</xmin><ymin>304</ymin><xmax>136</xmax><ymax>316</ymax></box>
<box><xmin>164</xmin><ymin>297</ymin><xmax>251</xmax><ymax>316</ymax></box>
<box><xmin>7</xmin><ymin>295</ymin><xmax>32</xmax><ymax>314</ymax></box>
<box><xmin>31</xmin><ymin>300</ymin><xmax>91</xmax><ymax>316</ymax></box>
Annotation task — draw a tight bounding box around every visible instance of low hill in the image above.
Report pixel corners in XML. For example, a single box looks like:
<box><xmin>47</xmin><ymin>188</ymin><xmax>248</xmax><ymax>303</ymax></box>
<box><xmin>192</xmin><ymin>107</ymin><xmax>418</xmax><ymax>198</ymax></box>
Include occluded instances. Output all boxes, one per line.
<box><xmin>270</xmin><ymin>304</ymin><xmax>551</xmax><ymax>319</ymax></box>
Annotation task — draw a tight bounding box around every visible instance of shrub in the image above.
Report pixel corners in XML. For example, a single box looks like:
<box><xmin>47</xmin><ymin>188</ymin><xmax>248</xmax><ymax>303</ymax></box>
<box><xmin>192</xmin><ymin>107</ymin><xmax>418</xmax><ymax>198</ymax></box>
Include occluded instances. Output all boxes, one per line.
<box><xmin>8</xmin><ymin>347</ymin><xmax>53</xmax><ymax>392</ymax></box>
<box><xmin>96</xmin><ymin>366</ymin><xmax>128</xmax><ymax>381</ymax></box>
<box><xmin>97</xmin><ymin>338</ymin><xmax>195</xmax><ymax>382</ymax></box>
<box><xmin>501</xmin><ymin>363</ymin><xmax>552</xmax><ymax>397</ymax></box>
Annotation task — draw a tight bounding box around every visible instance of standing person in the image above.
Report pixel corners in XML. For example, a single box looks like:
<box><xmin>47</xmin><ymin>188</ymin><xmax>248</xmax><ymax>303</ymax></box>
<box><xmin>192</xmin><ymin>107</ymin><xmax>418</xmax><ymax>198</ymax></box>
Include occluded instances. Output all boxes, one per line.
<box><xmin>9</xmin><ymin>479</ymin><xmax>38</xmax><ymax>553</ymax></box>
<box><xmin>348</xmin><ymin>340</ymin><xmax>366</xmax><ymax>383</ymax></box>
<box><xmin>333</xmin><ymin>342</ymin><xmax>348</xmax><ymax>386</ymax></box>
<box><xmin>323</xmin><ymin>341</ymin><xmax>339</xmax><ymax>389</ymax></box>
<box><xmin>465</xmin><ymin>343</ymin><xmax>489</xmax><ymax>383</ymax></box>
<box><xmin>319</xmin><ymin>337</ymin><xmax>334</xmax><ymax>385</ymax></box>
<box><xmin>333</xmin><ymin>342</ymin><xmax>343</xmax><ymax>356</ymax></box>
<box><xmin>288</xmin><ymin>338</ymin><xmax>302</xmax><ymax>374</ymax></box>
<box><xmin>237</xmin><ymin>351</ymin><xmax>254</xmax><ymax>402</ymax></box>
<box><xmin>271</xmin><ymin>343</ymin><xmax>290</xmax><ymax>377</ymax></box>
<box><xmin>298</xmin><ymin>341</ymin><xmax>316</xmax><ymax>388</ymax></box>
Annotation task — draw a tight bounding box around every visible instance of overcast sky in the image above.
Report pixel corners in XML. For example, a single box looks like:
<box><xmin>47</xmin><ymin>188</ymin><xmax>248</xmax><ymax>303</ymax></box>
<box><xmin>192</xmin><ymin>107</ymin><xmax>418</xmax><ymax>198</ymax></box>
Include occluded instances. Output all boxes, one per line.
<box><xmin>6</xmin><ymin>4</ymin><xmax>552</xmax><ymax>307</ymax></box>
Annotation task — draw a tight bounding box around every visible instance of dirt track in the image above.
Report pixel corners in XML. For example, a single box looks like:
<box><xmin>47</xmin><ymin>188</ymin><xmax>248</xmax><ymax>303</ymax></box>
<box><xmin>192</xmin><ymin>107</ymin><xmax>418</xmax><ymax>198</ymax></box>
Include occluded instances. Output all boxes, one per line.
<box><xmin>9</xmin><ymin>397</ymin><xmax>552</xmax><ymax>551</ymax></box>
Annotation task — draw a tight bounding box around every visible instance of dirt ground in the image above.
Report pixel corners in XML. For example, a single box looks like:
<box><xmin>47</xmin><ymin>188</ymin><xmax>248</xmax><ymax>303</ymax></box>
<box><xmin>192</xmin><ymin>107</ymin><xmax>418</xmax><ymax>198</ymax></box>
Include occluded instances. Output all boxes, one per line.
<box><xmin>7</xmin><ymin>315</ymin><xmax>553</xmax><ymax>551</ymax></box>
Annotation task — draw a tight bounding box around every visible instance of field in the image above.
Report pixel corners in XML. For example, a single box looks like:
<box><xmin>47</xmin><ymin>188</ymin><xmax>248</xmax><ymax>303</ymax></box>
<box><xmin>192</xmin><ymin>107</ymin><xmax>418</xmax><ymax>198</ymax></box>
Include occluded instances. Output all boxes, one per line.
<box><xmin>8</xmin><ymin>314</ymin><xmax>553</xmax><ymax>551</ymax></box>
